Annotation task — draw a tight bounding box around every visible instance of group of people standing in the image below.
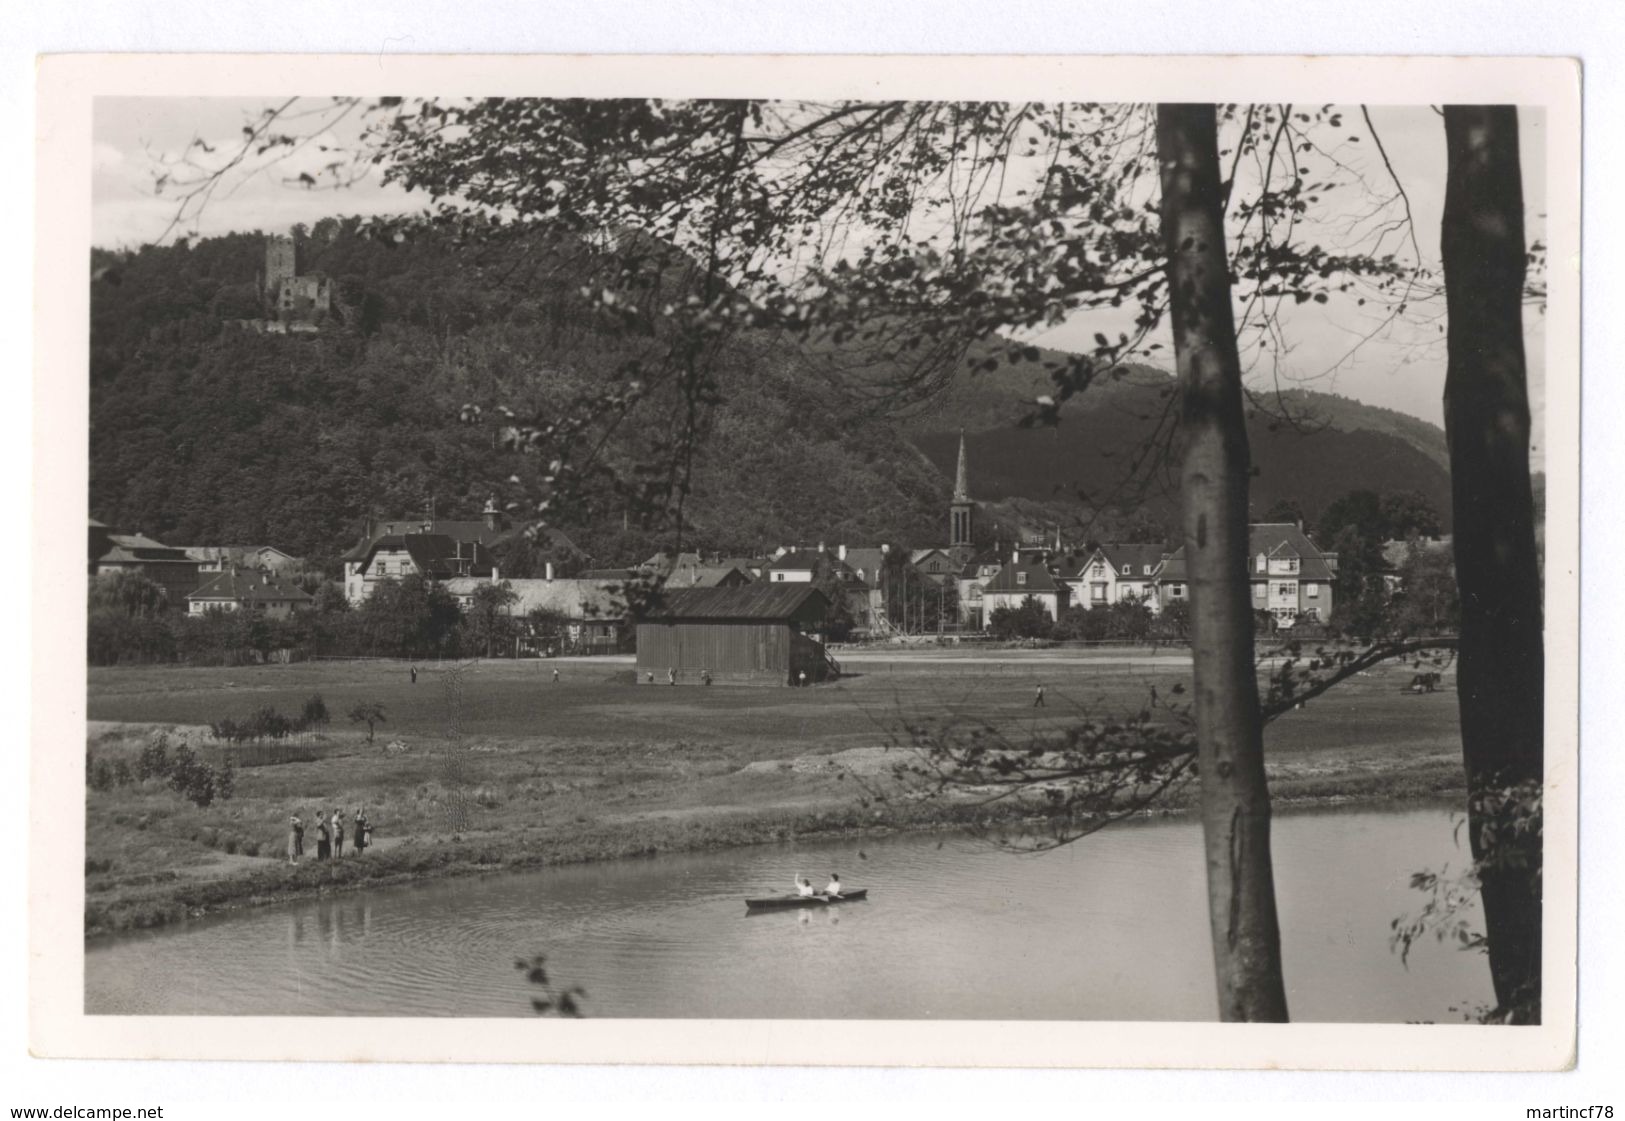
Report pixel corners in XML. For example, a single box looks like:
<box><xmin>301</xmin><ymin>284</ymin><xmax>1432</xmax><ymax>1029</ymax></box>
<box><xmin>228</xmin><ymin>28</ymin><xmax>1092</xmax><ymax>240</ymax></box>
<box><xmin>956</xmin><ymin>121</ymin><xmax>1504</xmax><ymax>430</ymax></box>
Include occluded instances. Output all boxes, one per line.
<box><xmin>287</xmin><ymin>808</ymin><xmax>372</xmax><ymax>865</ymax></box>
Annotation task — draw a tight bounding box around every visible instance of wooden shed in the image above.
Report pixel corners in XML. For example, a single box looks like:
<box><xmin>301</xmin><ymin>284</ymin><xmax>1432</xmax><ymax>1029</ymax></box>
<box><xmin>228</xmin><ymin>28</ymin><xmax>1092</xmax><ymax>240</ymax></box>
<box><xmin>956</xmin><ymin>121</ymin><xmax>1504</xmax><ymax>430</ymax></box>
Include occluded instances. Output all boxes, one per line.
<box><xmin>635</xmin><ymin>585</ymin><xmax>835</xmax><ymax>686</ymax></box>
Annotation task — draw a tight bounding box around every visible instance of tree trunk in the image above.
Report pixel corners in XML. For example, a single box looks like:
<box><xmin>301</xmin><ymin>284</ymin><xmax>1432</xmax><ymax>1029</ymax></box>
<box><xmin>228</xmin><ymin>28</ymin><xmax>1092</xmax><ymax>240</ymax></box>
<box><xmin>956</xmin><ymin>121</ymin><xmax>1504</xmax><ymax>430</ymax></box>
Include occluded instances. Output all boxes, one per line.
<box><xmin>1156</xmin><ymin>104</ymin><xmax>1290</xmax><ymax>1022</ymax></box>
<box><xmin>1441</xmin><ymin>105</ymin><xmax>1544</xmax><ymax>1022</ymax></box>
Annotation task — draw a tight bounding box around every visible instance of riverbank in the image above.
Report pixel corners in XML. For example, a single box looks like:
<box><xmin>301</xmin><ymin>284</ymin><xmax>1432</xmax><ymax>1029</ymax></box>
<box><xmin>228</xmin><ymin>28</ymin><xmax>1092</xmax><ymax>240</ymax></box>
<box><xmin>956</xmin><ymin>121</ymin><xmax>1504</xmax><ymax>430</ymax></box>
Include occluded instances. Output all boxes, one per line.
<box><xmin>84</xmin><ymin>654</ymin><xmax>1468</xmax><ymax>937</ymax></box>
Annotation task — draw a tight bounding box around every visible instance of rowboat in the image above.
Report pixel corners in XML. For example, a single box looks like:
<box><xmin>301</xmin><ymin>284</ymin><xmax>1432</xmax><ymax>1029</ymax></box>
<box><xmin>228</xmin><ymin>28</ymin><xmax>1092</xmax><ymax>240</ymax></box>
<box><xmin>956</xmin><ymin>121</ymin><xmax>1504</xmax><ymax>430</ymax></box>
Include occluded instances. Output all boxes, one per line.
<box><xmin>744</xmin><ymin>889</ymin><xmax>868</xmax><ymax>912</ymax></box>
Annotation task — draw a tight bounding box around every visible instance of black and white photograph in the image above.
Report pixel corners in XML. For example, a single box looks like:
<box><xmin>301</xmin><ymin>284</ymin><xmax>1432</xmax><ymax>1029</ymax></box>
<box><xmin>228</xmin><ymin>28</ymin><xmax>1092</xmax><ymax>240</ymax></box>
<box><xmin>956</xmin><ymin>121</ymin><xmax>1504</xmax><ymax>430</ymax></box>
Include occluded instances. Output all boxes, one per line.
<box><xmin>31</xmin><ymin>52</ymin><xmax>1580</xmax><ymax>1072</ymax></box>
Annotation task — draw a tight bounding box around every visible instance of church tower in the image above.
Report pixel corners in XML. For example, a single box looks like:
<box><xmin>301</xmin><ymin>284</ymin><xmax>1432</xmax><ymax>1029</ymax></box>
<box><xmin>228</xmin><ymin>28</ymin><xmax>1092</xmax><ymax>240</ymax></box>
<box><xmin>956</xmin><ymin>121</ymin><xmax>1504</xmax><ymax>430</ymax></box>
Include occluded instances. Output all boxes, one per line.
<box><xmin>950</xmin><ymin>429</ymin><xmax>974</xmax><ymax>549</ymax></box>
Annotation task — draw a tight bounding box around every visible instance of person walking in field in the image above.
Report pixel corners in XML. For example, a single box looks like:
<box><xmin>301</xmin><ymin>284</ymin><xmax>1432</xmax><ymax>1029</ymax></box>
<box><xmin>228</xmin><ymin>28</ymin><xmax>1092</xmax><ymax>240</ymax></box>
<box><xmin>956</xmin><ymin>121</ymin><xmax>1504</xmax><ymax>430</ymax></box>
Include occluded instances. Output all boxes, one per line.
<box><xmin>1033</xmin><ymin>684</ymin><xmax>1046</xmax><ymax>708</ymax></box>
<box><xmin>668</xmin><ymin>667</ymin><xmax>677</xmax><ymax>686</ymax></box>
<box><xmin>552</xmin><ymin>667</ymin><xmax>560</xmax><ymax>683</ymax></box>
<box><xmin>316</xmin><ymin>812</ymin><xmax>331</xmax><ymax>861</ymax></box>
<box><xmin>332</xmin><ymin>809</ymin><xmax>345</xmax><ymax>859</ymax></box>
<box><xmin>410</xmin><ymin>664</ymin><xmax>418</xmax><ymax>684</ymax></box>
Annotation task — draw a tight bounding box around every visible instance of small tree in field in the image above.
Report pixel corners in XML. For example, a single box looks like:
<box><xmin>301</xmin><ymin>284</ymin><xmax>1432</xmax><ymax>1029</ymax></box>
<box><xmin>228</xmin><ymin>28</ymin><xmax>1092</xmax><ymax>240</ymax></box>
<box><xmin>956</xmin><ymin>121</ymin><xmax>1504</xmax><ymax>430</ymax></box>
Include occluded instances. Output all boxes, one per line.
<box><xmin>349</xmin><ymin>701</ymin><xmax>387</xmax><ymax>744</ymax></box>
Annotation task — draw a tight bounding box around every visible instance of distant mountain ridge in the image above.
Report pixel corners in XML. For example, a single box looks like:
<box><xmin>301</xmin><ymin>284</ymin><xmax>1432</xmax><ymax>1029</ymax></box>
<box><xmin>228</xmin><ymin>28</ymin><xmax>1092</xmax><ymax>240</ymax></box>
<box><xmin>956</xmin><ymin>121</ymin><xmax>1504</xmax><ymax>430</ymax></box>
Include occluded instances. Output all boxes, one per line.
<box><xmin>901</xmin><ymin>339</ymin><xmax>1452</xmax><ymax>533</ymax></box>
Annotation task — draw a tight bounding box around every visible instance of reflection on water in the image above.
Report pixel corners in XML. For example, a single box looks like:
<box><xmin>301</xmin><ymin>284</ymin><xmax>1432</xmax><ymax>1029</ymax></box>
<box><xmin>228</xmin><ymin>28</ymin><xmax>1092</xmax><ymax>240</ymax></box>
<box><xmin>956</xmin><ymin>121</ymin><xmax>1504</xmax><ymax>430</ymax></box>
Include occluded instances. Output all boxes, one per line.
<box><xmin>86</xmin><ymin>806</ymin><xmax>1493</xmax><ymax>1022</ymax></box>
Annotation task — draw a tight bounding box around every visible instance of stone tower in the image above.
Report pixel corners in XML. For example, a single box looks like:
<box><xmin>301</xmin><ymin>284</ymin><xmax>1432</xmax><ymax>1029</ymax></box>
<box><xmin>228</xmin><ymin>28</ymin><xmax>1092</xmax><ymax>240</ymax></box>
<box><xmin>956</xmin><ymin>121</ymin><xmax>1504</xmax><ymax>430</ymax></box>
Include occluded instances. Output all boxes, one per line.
<box><xmin>950</xmin><ymin>429</ymin><xmax>974</xmax><ymax>548</ymax></box>
<box><xmin>264</xmin><ymin>235</ymin><xmax>297</xmax><ymax>297</ymax></box>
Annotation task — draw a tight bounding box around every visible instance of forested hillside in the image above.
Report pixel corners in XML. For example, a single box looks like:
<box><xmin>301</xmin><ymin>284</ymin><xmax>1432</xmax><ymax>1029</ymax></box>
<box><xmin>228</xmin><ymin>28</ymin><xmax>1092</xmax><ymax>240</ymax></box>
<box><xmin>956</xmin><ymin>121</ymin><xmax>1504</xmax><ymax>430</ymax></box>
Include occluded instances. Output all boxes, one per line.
<box><xmin>90</xmin><ymin>222</ymin><xmax>1452</xmax><ymax>570</ymax></box>
<box><xmin>89</xmin><ymin>222</ymin><xmax>952</xmax><ymax>567</ymax></box>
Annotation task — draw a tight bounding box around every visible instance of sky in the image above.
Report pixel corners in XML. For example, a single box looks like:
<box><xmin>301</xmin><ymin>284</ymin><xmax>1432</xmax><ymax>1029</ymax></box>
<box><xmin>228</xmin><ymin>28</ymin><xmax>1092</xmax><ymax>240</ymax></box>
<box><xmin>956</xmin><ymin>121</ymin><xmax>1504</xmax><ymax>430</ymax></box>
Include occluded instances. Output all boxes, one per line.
<box><xmin>91</xmin><ymin>97</ymin><xmax>1547</xmax><ymax>453</ymax></box>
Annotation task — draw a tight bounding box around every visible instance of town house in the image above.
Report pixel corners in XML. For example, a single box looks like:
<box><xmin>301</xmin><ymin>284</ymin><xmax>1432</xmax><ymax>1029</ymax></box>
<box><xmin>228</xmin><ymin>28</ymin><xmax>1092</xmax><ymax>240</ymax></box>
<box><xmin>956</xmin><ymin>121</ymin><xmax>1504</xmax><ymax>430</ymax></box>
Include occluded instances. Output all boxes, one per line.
<box><xmin>1155</xmin><ymin>523</ymin><xmax>1338</xmax><ymax>625</ymax></box>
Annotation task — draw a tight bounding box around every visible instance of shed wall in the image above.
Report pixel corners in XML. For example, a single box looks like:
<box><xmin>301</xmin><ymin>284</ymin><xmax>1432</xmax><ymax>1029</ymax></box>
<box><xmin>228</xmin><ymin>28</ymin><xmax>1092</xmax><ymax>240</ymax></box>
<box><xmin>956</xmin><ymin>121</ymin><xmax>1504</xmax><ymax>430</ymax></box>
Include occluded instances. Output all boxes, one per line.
<box><xmin>636</xmin><ymin>620</ymin><xmax>792</xmax><ymax>684</ymax></box>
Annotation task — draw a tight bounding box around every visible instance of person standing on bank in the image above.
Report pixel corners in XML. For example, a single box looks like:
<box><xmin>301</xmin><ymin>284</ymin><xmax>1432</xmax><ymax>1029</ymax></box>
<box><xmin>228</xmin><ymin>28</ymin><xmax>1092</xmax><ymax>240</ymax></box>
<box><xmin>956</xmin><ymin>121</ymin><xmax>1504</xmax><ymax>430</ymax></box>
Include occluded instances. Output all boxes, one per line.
<box><xmin>288</xmin><ymin>814</ymin><xmax>302</xmax><ymax>865</ymax></box>
<box><xmin>316</xmin><ymin>812</ymin><xmax>331</xmax><ymax>861</ymax></box>
<box><xmin>332</xmin><ymin>808</ymin><xmax>345</xmax><ymax>859</ymax></box>
<box><xmin>353</xmin><ymin>808</ymin><xmax>368</xmax><ymax>855</ymax></box>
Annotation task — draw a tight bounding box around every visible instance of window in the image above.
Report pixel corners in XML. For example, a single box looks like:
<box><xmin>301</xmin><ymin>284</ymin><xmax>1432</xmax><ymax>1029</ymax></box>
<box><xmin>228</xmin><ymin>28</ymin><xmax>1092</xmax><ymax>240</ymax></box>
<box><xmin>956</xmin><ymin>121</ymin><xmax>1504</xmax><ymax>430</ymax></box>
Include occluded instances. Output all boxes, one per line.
<box><xmin>1091</xmin><ymin>583</ymin><xmax>1107</xmax><ymax>604</ymax></box>
<box><xmin>1121</xmin><ymin>564</ymin><xmax>1131</xmax><ymax>576</ymax></box>
<box><xmin>774</xmin><ymin>572</ymin><xmax>785</xmax><ymax>582</ymax></box>
<box><xmin>1254</xmin><ymin>583</ymin><xmax>1265</xmax><ymax>599</ymax></box>
<box><xmin>1016</xmin><ymin>572</ymin><xmax>1027</xmax><ymax>586</ymax></box>
<box><xmin>1144</xmin><ymin>565</ymin><xmax>1153</xmax><ymax>575</ymax></box>
<box><xmin>1255</xmin><ymin>554</ymin><xmax>1267</xmax><ymax>573</ymax></box>
<box><xmin>1307</xmin><ymin>583</ymin><xmax>1319</xmax><ymax>598</ymax></box>
<box><xmin>1276</xmin><ymin>582</ymin><xmax>1298</xmax><ymax>599</ymax></box>
<box><xmin>1170</xmin><ymin>584</ymin><xmax>1185</xmax><ymax>598</ymax></box>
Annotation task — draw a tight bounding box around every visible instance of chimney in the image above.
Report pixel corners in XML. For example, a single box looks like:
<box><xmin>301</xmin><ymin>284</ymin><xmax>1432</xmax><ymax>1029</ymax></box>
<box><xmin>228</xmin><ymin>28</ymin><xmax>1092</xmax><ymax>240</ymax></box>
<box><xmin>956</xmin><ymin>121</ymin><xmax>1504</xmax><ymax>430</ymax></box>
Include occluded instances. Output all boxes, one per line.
<box><xmin>545</xmin><ymin>562</ymin><xmax>555</xmax><ymax>582</ymax></box>
<box><xmin>492</xmin><ymin>566</ymin><xmax>500</xmax><ymax>584</ymax></box>
<box><xmin>483</xmin><ymin>496</ymin><xmax>501</xmax><ymax>531</ymax></box>
<box><xmin>1012</xmin><ymin>549</ymin><xmax>1020</xmax><ymax>564</ymax></box>
<box><xmin>1296</xmin><ymin>518</ymin><xmax>1304</xmax><ymax>533</ymax></box>
<box><xmin>837</xmin><ymin>544</ymin><xmax>847</xmax><ymax>562</ymax></box>
<box><xmin>817</xmin><ymin>541</ymin><xmax>826</xmax><ymax>554</ymax></box>
<box><xmin>880</xmin><ymin>543</ymin><xmax>890</xmax><ymax>555</ymax></box>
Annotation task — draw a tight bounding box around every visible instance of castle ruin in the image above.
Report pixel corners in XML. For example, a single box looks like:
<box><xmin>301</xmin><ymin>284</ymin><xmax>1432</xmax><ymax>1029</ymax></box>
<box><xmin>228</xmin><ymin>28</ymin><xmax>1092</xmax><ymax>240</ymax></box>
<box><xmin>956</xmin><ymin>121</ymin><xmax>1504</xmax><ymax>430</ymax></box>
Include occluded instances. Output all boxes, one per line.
<box><xmin>261</xmin><ymin>234</ymin><xmax>332</xmax><ymax>331</ymax></box>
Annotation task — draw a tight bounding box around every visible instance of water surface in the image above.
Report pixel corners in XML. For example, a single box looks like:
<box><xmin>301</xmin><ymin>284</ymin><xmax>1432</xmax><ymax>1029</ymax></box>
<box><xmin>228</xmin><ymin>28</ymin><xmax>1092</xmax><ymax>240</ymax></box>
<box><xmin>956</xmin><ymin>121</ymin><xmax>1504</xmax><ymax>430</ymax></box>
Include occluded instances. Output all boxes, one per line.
<box><xmin>86</xmin><ymin>805</ymin><xmax>1491</xmax><ymax>1021</ymax></box>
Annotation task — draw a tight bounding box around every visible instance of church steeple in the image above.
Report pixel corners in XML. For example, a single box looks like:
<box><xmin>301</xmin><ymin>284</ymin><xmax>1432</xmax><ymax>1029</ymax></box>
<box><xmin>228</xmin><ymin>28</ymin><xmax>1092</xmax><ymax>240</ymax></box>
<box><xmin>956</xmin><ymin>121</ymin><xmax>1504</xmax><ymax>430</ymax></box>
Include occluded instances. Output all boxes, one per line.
<box><xmin>953</xmin><ymin>429</ymin><xmax>970</xmax><ymax>503</ymax></box>
<box><xmin>950</xmin><ymin>429</ymin><xmax>973</xmax><ymax>548</ymax></box>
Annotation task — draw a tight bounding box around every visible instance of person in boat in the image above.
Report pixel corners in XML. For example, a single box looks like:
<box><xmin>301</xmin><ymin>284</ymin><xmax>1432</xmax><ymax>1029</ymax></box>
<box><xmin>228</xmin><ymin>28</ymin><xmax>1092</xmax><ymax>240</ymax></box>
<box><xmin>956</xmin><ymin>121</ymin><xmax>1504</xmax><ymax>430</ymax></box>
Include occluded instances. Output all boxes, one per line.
<box><xmin>795</xmin><ymin>876</ymin><xmax>816</xmax><ymax>897</ymax></box>
<box><xmin>823</xmin><ymin>873</ymin><xmax>843</xmax><ymax>898</ymax></box>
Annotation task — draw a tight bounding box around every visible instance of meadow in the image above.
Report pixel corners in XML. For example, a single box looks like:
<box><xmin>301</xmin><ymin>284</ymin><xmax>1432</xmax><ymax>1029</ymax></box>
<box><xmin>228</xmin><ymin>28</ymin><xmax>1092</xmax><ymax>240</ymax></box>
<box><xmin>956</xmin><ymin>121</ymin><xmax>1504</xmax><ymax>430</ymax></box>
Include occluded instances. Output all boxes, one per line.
<box><xmin>83</xmin><ymin>650</ymin><xmax>1468</xmax><ymax>935</ymax></box>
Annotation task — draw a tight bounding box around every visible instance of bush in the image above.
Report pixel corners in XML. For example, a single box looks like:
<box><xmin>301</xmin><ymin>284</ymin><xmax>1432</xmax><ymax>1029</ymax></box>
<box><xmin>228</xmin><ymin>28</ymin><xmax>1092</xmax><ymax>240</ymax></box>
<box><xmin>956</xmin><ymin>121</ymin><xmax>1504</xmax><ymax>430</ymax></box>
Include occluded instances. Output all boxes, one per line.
<box><xmin>136</xmin><ymin>734</ymin><xmax>172</xmax><ymax>782</ymax></box>
<box><xmin>302</xmin><ymin>693</ymin><xmax>330</xmax><ymax>730</ymax></box>
<box><xmin>167</xmin><ymin>743</ymin><xmax>223</xmax><ymax>808</ymax></box>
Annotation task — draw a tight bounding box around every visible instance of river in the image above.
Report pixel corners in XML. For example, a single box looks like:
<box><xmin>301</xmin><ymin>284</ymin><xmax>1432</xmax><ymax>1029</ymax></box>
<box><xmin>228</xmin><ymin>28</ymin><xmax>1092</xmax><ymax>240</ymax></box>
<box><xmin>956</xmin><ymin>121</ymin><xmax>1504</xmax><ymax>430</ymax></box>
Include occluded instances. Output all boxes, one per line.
<box><xmin>85</xmin><ymin>805</ymin><xmax>1491</xmax><ymax>1021</ymax></box>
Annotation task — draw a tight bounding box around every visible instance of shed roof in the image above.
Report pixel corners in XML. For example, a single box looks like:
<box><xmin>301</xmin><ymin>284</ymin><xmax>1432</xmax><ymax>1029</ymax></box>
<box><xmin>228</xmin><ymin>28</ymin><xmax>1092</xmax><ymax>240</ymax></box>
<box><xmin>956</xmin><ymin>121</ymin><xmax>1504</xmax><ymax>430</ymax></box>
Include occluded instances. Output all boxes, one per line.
<box><xmin>645</xmin><ymin>584</ymin><xmax>830</xmax><ymax>623</ymax></box>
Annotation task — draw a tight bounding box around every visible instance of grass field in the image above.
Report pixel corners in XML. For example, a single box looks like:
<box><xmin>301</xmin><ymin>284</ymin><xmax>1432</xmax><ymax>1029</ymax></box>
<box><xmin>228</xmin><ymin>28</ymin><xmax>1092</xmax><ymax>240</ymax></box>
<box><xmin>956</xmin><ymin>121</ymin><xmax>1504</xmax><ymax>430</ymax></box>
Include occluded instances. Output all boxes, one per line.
<box><xmin>83</xmin><ymin>651</ymin><xmax>1468</xmax><ymax>935</ymax></box>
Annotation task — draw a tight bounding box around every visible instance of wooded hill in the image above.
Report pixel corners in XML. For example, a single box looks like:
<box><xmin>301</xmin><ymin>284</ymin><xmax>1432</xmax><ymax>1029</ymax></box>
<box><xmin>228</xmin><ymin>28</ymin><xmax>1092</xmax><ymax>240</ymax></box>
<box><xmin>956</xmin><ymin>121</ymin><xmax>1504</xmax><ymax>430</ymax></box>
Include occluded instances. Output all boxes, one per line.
<box><xmin>89</xmin><ymin>222</ymin><xmax>1451</xmax><ymax>571</ymax></box>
